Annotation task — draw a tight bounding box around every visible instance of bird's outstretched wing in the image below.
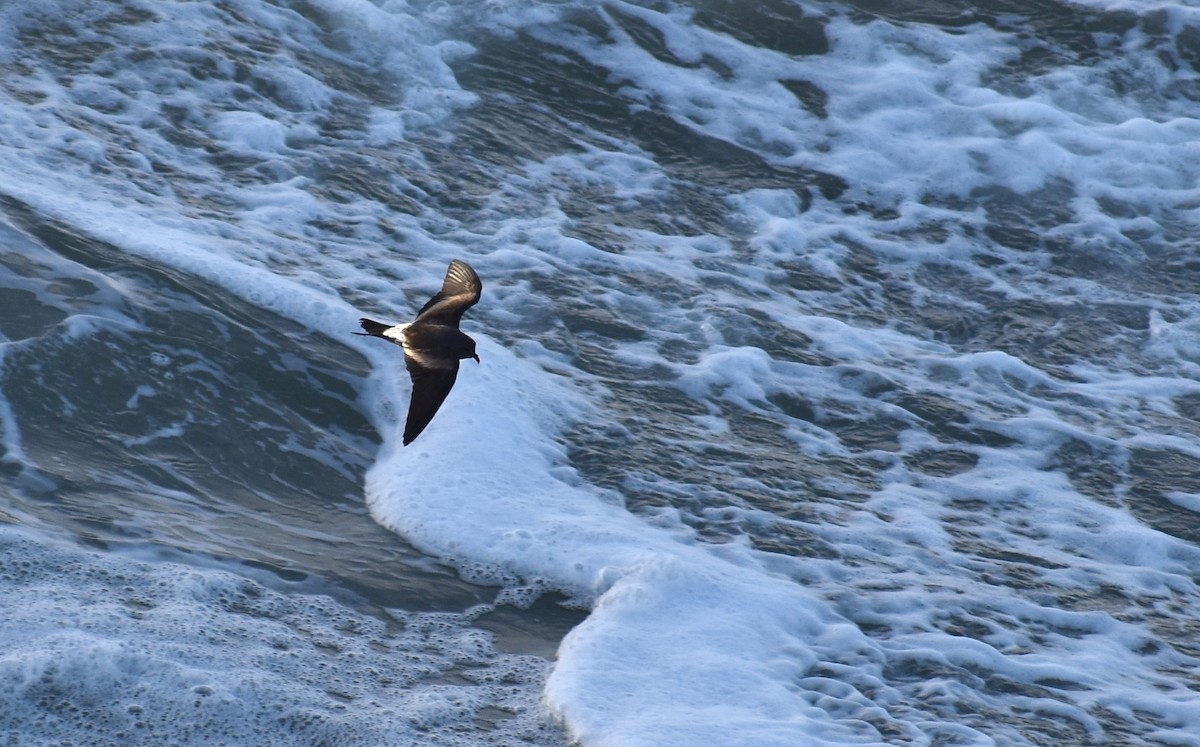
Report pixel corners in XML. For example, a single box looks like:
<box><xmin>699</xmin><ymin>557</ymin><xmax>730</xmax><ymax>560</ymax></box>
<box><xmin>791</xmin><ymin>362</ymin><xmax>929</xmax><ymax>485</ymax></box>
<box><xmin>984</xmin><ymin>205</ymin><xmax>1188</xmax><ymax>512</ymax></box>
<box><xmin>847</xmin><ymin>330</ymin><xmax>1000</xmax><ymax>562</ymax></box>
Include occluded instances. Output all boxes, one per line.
<box><xmin>414</xmin><ymin>259</ymin><xmax>482</xmax><ymax>327</ymax></box>
<box><xmin>403</xmin><ymin>354</ymin><xmax>461</xmax><ymax>445</ymax></box>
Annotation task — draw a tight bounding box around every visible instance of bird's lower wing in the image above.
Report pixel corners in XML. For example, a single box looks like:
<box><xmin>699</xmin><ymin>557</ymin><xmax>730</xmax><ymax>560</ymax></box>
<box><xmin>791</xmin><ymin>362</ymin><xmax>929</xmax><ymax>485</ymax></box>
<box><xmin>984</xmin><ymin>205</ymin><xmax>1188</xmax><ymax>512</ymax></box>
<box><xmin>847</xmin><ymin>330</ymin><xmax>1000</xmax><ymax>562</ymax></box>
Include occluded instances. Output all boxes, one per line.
<box><xmin>403</xmin><ymin>357</ymin><xmax>460</xmax><ymax>445</ymax></box>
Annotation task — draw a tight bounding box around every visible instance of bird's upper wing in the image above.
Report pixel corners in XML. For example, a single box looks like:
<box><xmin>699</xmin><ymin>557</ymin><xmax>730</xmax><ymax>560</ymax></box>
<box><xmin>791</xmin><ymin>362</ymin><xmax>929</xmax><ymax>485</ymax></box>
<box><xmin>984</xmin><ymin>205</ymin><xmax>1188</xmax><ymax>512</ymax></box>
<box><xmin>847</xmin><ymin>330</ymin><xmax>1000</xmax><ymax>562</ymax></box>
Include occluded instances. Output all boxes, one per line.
<box><xmin>414</xmin><ymin>259</ymin><xmax>482</xmax><ymax>327</ymax></box>
<box><xmin>403</xmin><ymin>355</ymin><xmax>461</xmax><ymax>445</ymax></box>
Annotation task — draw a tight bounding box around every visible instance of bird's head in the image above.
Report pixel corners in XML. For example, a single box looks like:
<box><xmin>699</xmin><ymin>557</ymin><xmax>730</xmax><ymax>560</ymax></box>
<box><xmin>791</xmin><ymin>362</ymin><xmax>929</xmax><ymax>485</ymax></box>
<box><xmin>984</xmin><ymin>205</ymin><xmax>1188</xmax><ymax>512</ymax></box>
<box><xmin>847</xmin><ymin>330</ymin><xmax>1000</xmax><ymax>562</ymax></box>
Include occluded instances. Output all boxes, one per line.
<box><xmin>461</xmin><ymin>337</ymin><xmax>480</xmax><ymax>364</ymax></box>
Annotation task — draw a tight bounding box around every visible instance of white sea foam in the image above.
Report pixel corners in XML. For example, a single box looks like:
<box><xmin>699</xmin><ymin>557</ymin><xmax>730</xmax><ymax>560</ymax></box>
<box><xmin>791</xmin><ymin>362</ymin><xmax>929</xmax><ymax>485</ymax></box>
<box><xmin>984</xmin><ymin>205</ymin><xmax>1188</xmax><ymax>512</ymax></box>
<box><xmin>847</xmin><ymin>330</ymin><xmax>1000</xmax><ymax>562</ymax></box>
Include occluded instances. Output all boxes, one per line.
<box><xmin>0</xmin><ymin>526</ymin><xmax>556</xmax><ymax>746</ymax></box>
<box><xmin>364</xmin><ymin>342</ymin><xmax>897</xmax><ymax>746</ymax></box>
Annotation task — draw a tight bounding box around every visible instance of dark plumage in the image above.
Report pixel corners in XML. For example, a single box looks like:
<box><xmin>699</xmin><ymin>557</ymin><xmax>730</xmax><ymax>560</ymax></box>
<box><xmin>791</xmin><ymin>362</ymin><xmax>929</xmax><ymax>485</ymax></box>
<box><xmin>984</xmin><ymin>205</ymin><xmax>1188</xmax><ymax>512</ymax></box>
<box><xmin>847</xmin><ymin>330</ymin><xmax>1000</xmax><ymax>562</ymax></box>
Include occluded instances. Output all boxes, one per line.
<box><xmin>357</xmin><ymin>259</ymin><xmax>482</xmax><ymax>445</ymax></box>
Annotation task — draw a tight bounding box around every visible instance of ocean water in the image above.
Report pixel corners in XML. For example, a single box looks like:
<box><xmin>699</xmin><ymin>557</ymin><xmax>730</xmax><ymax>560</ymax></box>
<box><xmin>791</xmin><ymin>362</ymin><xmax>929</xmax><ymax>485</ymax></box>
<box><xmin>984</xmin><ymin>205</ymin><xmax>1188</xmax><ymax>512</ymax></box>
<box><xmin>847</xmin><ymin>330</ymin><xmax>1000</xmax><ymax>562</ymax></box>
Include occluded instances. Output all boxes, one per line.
<box><xmin>1</xmin><ymin>0</ymin><xmax>1200</xmax><ymax>745</ymax></box>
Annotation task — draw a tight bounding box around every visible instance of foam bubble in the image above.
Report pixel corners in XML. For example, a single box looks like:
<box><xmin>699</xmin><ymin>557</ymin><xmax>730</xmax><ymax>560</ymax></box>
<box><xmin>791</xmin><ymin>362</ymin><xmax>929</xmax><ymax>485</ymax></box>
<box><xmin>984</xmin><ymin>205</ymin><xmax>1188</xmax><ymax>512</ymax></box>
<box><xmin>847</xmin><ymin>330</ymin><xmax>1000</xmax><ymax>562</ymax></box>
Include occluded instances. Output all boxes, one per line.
<box><xmin>210</xmin><ymin>111</ymin><xmax>291</xmax><ymax>154</ymax></box>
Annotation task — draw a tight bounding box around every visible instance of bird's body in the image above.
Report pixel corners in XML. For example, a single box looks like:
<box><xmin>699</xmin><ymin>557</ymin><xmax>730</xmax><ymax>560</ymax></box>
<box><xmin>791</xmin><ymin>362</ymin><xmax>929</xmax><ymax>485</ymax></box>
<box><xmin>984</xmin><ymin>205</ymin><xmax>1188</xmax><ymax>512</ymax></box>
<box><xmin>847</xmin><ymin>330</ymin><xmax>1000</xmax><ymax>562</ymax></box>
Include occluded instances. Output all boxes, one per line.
<box><xmin>357</xmin><ymin>259</ymin><xmax>482</xmax><ymax>445</ymax></box>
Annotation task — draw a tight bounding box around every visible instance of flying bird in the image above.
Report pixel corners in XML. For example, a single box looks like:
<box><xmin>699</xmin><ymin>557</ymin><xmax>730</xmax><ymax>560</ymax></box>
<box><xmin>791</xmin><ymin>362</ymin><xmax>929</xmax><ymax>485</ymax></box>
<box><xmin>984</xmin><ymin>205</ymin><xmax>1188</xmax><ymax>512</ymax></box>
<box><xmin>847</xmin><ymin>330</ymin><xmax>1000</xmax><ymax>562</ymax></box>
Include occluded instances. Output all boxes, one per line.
<box><xmin>357</xmin><ymin>259</ymin><xmax>482</xmax><ymax>445</ymax></box>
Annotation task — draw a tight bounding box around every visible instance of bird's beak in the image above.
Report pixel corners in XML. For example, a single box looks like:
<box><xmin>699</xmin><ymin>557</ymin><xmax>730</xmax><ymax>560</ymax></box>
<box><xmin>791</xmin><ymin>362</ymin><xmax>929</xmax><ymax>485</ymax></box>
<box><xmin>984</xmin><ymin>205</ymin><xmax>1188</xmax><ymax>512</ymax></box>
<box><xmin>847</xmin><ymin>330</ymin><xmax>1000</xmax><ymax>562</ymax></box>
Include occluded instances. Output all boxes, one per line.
<box><xmin>473</xmin><ymin>354</ymin><xmax>480</xmax><ymax>363</ymax></box>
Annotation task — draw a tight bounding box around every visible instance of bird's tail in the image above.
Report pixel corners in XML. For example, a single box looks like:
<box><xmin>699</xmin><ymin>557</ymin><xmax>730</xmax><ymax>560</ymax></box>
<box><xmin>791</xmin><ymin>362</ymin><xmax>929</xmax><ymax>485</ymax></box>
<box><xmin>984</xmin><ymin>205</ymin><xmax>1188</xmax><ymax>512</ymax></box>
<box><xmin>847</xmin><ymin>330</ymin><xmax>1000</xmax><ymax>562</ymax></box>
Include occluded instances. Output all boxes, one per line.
<box><xmin>357</xmin><ymin>318</ymin><xmax>391</xmax><ymax>337</ymax></box>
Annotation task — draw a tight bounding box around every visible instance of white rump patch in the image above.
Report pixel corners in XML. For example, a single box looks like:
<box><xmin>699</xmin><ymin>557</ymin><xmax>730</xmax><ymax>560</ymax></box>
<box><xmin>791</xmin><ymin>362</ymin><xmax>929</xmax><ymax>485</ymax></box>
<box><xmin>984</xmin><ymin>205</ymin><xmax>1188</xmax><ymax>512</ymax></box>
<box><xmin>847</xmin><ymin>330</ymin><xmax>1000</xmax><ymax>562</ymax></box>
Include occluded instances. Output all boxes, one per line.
<box><xmin>383</xmin><ymin>323</ymin><xmax>409</xmax><ymax>345</ymax></box>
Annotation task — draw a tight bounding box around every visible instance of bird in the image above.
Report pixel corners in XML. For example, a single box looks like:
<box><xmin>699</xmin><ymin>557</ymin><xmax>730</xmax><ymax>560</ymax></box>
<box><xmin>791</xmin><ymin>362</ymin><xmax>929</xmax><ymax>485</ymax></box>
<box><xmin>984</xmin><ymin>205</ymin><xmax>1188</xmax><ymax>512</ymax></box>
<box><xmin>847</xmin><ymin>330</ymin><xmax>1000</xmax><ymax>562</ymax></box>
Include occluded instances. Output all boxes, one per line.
<box><xmin>357</xmin><ymin>259</ymin><xmax>482</xmax><ymax>445</ymax></box>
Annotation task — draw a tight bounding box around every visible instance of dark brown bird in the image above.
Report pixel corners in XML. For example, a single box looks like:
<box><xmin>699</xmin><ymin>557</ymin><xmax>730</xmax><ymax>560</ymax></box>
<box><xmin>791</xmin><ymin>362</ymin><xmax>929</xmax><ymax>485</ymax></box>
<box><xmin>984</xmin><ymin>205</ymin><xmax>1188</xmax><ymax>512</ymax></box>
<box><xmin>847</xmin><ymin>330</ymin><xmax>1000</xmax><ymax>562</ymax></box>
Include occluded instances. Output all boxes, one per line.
<box><xmin>357</xmin><ymin>259</ymin><xmax>482</xmax><ymax>445</ymax></box>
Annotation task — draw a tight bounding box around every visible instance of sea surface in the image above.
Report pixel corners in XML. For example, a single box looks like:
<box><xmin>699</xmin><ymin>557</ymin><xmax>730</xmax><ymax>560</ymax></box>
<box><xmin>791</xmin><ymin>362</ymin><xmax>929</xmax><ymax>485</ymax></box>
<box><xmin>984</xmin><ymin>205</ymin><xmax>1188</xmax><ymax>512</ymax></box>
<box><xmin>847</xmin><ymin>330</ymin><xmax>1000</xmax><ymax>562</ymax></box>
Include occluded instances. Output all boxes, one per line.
<box><xmin>1</xmin><ymin>0</ymin><xmax>1200</xmax><ymax>745</ymax></box>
